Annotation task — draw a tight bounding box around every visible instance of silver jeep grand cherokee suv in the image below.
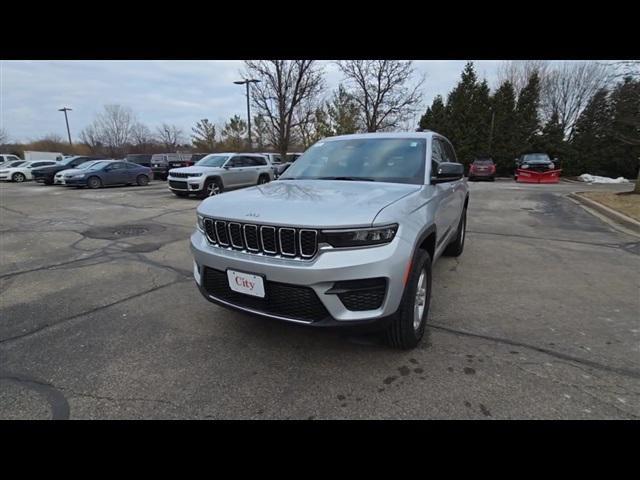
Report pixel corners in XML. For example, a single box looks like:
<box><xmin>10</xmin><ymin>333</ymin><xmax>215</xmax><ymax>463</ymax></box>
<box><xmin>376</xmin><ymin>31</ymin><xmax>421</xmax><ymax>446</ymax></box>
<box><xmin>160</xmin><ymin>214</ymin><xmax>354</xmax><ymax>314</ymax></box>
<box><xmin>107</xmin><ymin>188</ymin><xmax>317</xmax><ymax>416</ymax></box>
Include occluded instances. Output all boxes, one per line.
<box><xmin>191</xmin><ymin>132</ymin><xmax>468</xmax><ymax>349</ymax></box>
<box><xmin>168</xmin><ymin>153</ymin><xmax>273</xmax><ymax>198</ymax></box>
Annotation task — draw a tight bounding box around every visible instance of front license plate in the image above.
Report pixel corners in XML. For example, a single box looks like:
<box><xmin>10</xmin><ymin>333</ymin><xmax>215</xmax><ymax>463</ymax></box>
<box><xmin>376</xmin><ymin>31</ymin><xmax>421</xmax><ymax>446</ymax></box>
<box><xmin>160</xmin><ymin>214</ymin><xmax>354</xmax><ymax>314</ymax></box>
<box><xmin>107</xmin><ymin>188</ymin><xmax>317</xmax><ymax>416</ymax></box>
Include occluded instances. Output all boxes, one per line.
<box><xmin>170</xmin><ymin>163</ymin><xmax>182</xmax><ymax>167</ymax></box>
<box><xmin>227</xmin><ymin>269</ymin><xmax>265</xmax><ymax>298</ymax></box>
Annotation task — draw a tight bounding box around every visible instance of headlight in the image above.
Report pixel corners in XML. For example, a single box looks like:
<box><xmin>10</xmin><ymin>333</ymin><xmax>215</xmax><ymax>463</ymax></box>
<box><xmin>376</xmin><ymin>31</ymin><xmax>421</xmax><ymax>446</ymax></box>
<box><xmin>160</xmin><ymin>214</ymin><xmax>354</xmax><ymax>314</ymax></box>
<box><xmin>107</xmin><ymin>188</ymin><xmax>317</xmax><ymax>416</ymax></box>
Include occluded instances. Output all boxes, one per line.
<box><xmin>520</xmin><ymin>164</ymin><xmax>529</xmax><ymax>169</ymax></box>
<box><xmin>196</xmin><ymin>214</ymin><xmax>205</xmax><ymax>232</ymax></box>
<box><xmin>188</xmin><ymin>173</ymin><xmax>203</xmax><ymax>177</ymax></box>
<box><xmin>549</xmin><ymin>163</ymin><xmax>555</xmax><ymax>169</ymax></box>
<box><xmin>69</xmin><ymin>174</ymin><xmax>85</xmax><ymax>178</ymax></box>
<box><xmin>321</xmin><ymin>224</ymin><xmax>398</xmax><ymax>248</ymax></box>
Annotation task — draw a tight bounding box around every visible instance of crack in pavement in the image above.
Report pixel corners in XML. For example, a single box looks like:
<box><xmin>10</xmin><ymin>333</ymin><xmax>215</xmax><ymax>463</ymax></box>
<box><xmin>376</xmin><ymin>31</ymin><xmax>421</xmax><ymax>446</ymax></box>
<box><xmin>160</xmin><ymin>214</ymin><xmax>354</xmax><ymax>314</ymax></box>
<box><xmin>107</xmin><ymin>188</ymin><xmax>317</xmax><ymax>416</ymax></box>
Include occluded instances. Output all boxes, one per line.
<box><xmin>467</xmin><ymin>230</ymin><xmax>629</xmax><ymax>251</ymax></box>
<box><xmin>428</xmin><ymin>323</ymin><xmax>640</xmax><ymax>381</ymax></box>
<box><xmin>61</xmin><ymin>389</ymin><xmax>182</xmax><ymax>410</ymax></box>
<box><xmin>0</xmin><ymin>278</ymin><xmax>190</xmax><ymax>346</ymax></box>
<box><xmin>0</xmin><ymin>370</ymin><xmax>70</xmax><ymax>420</ymax></box>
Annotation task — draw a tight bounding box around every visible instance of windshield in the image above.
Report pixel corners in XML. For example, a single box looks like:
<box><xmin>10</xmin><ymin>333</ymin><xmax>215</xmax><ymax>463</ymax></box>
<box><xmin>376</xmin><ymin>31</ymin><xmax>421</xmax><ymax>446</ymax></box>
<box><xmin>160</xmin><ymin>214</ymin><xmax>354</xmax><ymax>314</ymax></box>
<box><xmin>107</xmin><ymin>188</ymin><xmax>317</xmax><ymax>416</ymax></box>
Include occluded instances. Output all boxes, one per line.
<box><xmin>5</xmin><ymin>161</ymin><xmax>25</xmax><ymax>168</ymax></box>
<box><xmin>195</xmin><ymin>155</ymin><xmax>229</xmax><ymax>167</ymax></box>
<box><xmin>77</xmin><ymin>161</ymin><xmax>102</xmax><ymax>169</ymax></box>
<box><xmin>279</xmin><ymin>138</ymin><xmax>427</xmax><ymax>184</ymax></box>
<box><xmin>523</xmin><ymin>153</ymin><xmax>551</xmax><ymax>163</ymax></box>
<box><xmin>85</xmin><ymin>161</ymin><xmax>110</xmax><ymax>171</ymax></box>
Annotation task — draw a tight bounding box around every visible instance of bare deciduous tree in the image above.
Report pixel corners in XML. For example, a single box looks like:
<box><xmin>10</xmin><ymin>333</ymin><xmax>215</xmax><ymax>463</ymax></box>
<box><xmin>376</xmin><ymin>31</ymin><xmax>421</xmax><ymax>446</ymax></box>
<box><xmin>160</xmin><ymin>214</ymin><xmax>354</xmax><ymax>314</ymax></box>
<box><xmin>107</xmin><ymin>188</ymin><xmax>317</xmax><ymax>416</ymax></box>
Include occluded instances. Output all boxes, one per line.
<box><xmin>244</xmin><ymin>60</ymin><xmax>325</xmax><ymax>158</ymax></box>
<box><xmin>81</xmin><ymin>105</ymin><xmax>135</xmax><ymax>156</ymax></box>
<box><xmin>0</xmin><ymin>128</ymin><xmax>8</xmax><ymax>144</ymax></box>
<box><xmin>131</xmin><ymin>122</ymin><xmax>155</xmax><ymax>152</ymax></box>
<box><xmin>336</xmin><ymin>60</ymin><xmax>424</xmax><ymax>132</ymax></box>
<box><xmin>497</xmin><ymin>60</ymin><xmax>551</xmax><ymax>97</ymax></box>
<box><xmin>156</xmin><ymin>123</ymin><xmax>184</xmax><ymax>151</ymax></box>
<box><xmin>541</xmin><ymin>62</ymin><xmax>610</xmax><ymax>140</ymax></box>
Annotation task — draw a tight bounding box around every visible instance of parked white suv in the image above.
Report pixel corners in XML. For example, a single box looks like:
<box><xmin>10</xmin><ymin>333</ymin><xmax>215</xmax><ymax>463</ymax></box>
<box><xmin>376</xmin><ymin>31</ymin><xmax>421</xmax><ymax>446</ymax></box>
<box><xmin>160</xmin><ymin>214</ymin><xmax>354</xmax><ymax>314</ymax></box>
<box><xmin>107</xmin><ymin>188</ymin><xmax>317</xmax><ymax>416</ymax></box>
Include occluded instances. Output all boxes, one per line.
<box><xmin>0</xmin><ymin>154</ymin><xmax>22</xmax><ymax>166</ymax></box>
<box><xmin>168</xmin><ymin>153</ymin><xmax>274</xmax><ymax>198</ymax></box>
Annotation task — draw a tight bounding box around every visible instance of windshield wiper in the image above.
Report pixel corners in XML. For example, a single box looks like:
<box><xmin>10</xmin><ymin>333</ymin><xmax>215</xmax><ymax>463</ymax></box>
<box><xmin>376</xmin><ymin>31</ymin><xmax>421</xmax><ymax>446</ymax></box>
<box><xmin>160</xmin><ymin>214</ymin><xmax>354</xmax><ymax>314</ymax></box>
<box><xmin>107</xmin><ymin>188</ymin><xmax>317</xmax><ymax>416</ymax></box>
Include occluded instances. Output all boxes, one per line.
<box><xmin>317</xmin><ymin>176</ymin><xmax>376</xmax><ymax>182</ymax></box>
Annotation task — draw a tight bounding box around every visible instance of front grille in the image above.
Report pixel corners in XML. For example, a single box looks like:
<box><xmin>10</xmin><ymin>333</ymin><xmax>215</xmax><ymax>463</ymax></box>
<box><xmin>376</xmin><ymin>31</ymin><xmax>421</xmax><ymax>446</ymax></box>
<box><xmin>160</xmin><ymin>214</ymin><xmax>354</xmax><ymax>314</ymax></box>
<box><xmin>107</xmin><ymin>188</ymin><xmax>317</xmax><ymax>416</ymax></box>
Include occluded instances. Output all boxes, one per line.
<box><xmin>169</xmin><ymin>180</ymin><xmax>188</xmax><ymax>190</ymax></box>
<box><xmin>202</xmin><ymin>267</ymin><xmax>329</xmax><ymax>322</ymax></box>
<box><xmin>523</xmin><ymin>164</ymin><xmax>553</xmax><ymax>173</ymax></box>
<box><xmin>201</xmin><ymin>217</ymin><xmax>318</xmax><ymax>260</ymax></box>
<box><xmin>330</xmin><ymin>278</ymin><xmax>387</xmax><ymax>311</ymax></box>
<box><xmin>171</xmin><ymin>172</ymin><xmax>190</xmax><ymax>178</ymax></box>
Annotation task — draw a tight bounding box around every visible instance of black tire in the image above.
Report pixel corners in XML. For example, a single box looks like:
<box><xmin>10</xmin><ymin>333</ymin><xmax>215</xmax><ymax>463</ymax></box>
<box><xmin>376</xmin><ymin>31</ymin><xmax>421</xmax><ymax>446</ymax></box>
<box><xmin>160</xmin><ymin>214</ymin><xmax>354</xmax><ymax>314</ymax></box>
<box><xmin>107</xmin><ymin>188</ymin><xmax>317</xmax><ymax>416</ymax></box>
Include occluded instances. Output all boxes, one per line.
<box><xmin>12</xmin><ymin>172</ymin><xmax>26</xmax><ymax>183</ymax></box>
<box><xmin>385</xmin><ymin>249</ymin><xmax>432</xmax><ymax>350</ymax></box>
<box><xmin>443</xmin><ymin>207</ymin><xmax>467</xmax><ymax>257</ymax></box>
<box><xmin>44</xmin><ymin>179</ymin><xmax>53</xmax><ymax>185</ymax></box>
<box><xmin>200</xmin><ymin>177</ymin><xmax>223</xmax><ymax>198</ymax></box>
<box><xmin>136</xmin><ymin>174</ymin><xmax>149</xmax><ymax>186</ymax></box>
<box><xmin>490</xmin><ymin>177</ymin><xmax>495</xmax><ymax>182</ymax></box>
<box><xmin>87</xmin><ymin>176</ymin><xmax>102</xmax><ymax>189</ymax></box>
<box><xmin>468</xmin><ymin>176</ymin><xmax>474</xmax><ymax>182</ymax></box>
<box><xmin>173</xmin><ymin>191</ymin><xmax>189</xmax><ymax>197</ymax></box>
<box><xmin>257</xmin><ymin>174</ymin><xmax>270</xmax><ymax>185</ymax></box>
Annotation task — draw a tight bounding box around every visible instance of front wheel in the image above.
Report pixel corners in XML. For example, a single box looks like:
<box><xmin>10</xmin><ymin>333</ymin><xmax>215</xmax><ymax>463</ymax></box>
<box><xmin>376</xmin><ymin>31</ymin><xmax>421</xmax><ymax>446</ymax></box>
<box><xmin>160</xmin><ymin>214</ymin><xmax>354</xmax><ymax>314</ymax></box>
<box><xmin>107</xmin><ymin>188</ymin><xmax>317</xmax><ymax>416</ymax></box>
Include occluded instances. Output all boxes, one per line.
<box><xmin>385</xmin><ymin>249</ymin><xmax>432</xmax><ymax>350</ymax></box>
<box><xmin>136</xmin><ymin>174</ymin><xmax>149</xmax><ymax>186</ymax></box>
<box><xmin>201</xmin><ymin>178</ymin><xmax>223</xmax><ymax>198</ymax></box>
<box><xmin>87</xmin><ymin>176</ymin><xmax>102</xmax><ymax>189</ymax></box>
<box><xmin>12</xmin><ymin>172</ymin><xmax>26</xmax><ymax>183</ymax></box>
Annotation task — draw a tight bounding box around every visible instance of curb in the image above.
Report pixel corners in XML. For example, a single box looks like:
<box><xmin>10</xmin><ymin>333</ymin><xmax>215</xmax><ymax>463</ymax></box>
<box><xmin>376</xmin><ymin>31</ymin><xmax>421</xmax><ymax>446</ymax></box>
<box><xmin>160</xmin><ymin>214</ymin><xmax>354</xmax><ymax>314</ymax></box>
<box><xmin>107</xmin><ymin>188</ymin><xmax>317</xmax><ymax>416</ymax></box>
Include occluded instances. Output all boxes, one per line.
<box><xmin>568</xmin><ymin>192</ymin><xmax>640</xmax><ymax>235</ymax></box>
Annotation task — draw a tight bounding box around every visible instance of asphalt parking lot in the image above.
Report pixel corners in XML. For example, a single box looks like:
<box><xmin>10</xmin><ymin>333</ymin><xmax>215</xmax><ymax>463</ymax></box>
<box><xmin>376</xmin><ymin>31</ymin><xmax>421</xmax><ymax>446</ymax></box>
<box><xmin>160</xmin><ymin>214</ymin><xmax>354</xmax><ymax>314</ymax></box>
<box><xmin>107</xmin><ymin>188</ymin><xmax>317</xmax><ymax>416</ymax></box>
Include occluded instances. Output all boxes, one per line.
<box><xmin>1</xmin><ymin>179</ymin><xmax>639</xmax><ymax>419</ymax></box>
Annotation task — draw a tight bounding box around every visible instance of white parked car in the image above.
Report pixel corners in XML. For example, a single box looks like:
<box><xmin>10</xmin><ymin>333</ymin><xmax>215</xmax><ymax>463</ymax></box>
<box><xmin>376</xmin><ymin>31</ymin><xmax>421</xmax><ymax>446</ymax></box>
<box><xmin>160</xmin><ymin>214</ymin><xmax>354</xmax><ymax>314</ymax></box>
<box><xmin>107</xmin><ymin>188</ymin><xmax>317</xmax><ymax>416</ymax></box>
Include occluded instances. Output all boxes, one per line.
<box><xmin>0</xmin><ymin>160</ymin><xmax>58</xmax><ymax>182</ymax></box>
<box><xmin>0</xmin><ymin>154</ymin><xmax>23</xmax><ymax>166</ymax></box>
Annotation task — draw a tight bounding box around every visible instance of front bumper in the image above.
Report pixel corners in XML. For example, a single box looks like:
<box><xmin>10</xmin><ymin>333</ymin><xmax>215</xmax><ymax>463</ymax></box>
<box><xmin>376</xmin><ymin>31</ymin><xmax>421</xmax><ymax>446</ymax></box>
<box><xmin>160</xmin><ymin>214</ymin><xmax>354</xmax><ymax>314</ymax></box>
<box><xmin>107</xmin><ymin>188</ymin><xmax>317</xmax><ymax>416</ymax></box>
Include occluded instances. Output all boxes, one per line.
<box><xmin>168</xmin><ymin>176</ymin><xmax>204</xmax><ymax>193</ymax></box>
<box><xmin>63</xmin><ymin>177</ymin><xmax>88</xmax><ymax>186</ymax></box>
<box><xmin>190</xmin><ymin>228</ymin><xmax>410</xmax><ymax>325</ymax></box>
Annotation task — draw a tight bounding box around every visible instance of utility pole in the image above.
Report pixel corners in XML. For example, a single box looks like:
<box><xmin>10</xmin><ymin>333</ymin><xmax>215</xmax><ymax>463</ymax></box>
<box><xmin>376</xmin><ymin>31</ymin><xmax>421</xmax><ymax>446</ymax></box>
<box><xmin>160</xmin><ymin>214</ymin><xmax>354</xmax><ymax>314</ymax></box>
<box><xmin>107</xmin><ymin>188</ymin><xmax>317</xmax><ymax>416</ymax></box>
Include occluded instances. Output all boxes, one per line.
<box><xmin>488</xmin><ymin>109</ymin><xmax>495</xmax><ymax>155</ymax></box>
<box><xmin>233</xmin><ymin>79</ymin><xmax>261</xmax><ymax>150</ymax></box>
<box><xmin>58</xmin><ymin>107</ymin><xmax>73</xmax><ymax>145</ymax></box>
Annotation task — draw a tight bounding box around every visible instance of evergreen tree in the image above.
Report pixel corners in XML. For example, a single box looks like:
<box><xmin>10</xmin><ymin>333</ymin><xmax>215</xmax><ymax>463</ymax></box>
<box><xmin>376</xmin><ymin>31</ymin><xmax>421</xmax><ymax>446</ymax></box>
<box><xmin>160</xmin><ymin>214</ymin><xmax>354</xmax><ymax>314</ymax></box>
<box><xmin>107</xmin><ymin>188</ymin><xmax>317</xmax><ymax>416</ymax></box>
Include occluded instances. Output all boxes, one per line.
<box><xmin>326</xmin><ymin>85</ymin><xmax>361</xmax><ymax>135</ymax></box>
<box><xmin>419</xmin><ymin>95</ymin><xmax>448</xmax><ymax>135</ymax></box>
<box><xmin>608</xmin><ymin>77</ymin><xmax>640</xmax><ymax>180</ymax></box>
<box><xmin>489</xmin><ymin>80</ymin><xmax>518</xmax><ymax>173</ymax></box>
<box><xmin>221</xmin><ymin>115</ymin><xmax>248</xmax><ymax>150</ymax></box>
<box><xmin>533</xmin><ymin>112</ymin><xmax>568</xmax><ymax>168</ymax></box>
<box><xmin>570</xmin><ymin>88</ymin><xmax>612</xmax><ymax>176</ymax></box>
<box><xmin>444</xmin><ymin>62</ymin><xmax>491</xmax><ymax>167</ymax></box>
<box><xmin>515</xmin><ymin>72</ymin><xmax>541</xmax><ymax>153</ymax></box>
<box><xmin>191</xmin><ymin>119</ymin><xmax>216</xmax><ymax>151</ymax></box>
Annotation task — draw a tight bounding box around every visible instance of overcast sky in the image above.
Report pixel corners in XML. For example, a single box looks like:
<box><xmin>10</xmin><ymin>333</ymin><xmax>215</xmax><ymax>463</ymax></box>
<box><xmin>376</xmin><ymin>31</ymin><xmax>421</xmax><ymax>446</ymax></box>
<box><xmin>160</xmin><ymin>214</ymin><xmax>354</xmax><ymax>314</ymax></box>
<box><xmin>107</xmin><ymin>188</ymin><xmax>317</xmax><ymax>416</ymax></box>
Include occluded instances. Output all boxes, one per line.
<box><xmin>1</xmin><ymin>60</ymin><xmax>506</xmax><ymax>143</ymax></box>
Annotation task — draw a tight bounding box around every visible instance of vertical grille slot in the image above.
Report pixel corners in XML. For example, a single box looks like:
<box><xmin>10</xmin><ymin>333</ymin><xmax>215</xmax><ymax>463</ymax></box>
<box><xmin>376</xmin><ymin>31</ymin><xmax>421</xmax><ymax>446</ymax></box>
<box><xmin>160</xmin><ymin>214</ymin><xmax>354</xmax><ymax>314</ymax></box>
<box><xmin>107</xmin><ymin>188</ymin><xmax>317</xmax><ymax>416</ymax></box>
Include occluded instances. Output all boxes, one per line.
<box><xmin>204</xmin><ymin>218</ymin><xmax>217</xmax><ymax>244</ymax></box>
<box><xmin>299</xmin><ymin>230</ymin><xmax>317</xmax><ymax>258</ymax></box>
<box><xmin>260</xmin><ymin>226</ymin><xmax>277</xmax><ymax>254</ymax></box>
<box><xmin>228</xmin><ymin>222</ymin><xmax>244</xmax><ymax>249</ymax></box>
<box><xmin>279</xmin><ymin>228</ymin><xmax>296</xmax><ymax>257</ymax></box>
<box><xmin>243</xmin><ymin>225</ymin><xmax>260</xmax><ymax>252</ymax></box>
<box><xmin>215</xmin><ymin>221</ymin><xmax>229</xmax><ymax>246</ymax></box>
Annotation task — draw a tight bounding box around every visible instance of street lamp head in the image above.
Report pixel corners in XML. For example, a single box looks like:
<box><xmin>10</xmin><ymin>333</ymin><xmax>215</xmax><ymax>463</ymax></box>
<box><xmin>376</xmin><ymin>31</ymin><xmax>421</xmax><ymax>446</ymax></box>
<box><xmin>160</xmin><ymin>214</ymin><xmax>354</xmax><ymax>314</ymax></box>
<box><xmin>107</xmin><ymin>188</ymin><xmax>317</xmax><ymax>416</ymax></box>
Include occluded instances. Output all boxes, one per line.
<box><xmin>233</xmin><ymin>80</ymin><xmax>245</xmax><ymax>85</ymax></box>
<box><xmin>234</xmin><ymin>79</ymin><xmax>261</xmax><ymax>85</ymax></box>
<box><xmin>58</xmin><ymin>107</ymin><xmax>72</xmax><ymax>112</ymax></box>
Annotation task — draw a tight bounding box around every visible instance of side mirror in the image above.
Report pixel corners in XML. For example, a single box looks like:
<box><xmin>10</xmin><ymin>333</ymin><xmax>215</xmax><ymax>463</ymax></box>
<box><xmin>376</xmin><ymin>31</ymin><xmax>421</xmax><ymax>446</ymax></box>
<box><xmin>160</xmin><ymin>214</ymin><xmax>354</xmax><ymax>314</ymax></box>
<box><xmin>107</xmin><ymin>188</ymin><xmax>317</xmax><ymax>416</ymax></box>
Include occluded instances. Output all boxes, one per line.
<box><xmin>223</xmin><ymin>165</ymin><xmax>230</xmax><ymax>169</ymax></box>
<box><xmin>431</xmin><ymin>162</ymin><xmax>464</xmax><ymax>183</ymax></box>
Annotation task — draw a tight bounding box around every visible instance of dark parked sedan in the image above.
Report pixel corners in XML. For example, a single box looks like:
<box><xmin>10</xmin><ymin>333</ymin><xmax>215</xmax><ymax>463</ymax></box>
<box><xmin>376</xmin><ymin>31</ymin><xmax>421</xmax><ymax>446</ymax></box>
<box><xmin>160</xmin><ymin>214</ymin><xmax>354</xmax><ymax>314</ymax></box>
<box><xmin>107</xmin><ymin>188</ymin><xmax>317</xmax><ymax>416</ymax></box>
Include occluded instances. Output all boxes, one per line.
<box><xmin>63</xmin><ymin>160</ymin><xmax>152</xmax><ymax>188</ymax></box>
<box><xmin>32</xmin><ymin>155</ymin><xmax>108</xmax><ymax>185</ymax></box>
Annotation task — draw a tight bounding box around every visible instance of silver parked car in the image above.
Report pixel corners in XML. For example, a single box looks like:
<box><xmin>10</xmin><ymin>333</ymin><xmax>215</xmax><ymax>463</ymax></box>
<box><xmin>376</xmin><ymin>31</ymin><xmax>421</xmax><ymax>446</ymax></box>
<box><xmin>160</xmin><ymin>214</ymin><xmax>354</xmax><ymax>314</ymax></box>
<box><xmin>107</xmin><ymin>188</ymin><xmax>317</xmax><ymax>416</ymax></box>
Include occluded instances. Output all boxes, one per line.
<box><xmin>191</xmin><ymin>132</ymin><xmax>468</xmax><ymax>349</ymax></box>
<box><xmin>168</xmin><ymin>153</ymin><xmax>274</xmax><ymax>198</ymax></box>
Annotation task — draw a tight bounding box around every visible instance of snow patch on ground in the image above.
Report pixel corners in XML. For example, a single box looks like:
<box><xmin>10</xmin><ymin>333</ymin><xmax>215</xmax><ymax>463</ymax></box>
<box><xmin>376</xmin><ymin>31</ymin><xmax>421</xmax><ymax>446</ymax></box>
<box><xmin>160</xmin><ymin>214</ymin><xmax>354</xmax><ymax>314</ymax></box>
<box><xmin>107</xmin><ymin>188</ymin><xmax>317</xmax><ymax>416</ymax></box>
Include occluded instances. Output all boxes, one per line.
<box><xmin>578</xmin><ymin>174</ymin><xmax>629</xmax><ymax>184</ymax></box>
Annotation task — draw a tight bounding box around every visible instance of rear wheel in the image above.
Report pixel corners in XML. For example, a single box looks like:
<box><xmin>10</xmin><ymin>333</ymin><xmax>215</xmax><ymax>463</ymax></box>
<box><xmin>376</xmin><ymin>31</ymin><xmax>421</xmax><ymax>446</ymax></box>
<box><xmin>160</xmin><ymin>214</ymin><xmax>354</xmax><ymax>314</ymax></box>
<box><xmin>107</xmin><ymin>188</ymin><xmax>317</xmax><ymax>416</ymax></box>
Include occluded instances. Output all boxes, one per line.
<box><xmin>136</xmin><ymin>174</ymin><xmax>149</xmax><ymax>186</ymax></box>
<box><xmin>443</xmin><ymin>207</ymin><xmax>466</xmax><ymax>257</ymax></box>
<box><xmin>44</xmin><ymin>179</ymin><xmax>53</xmax><ymax>185</ymax></box>
<box><xmin>12</xmin><ymin>172</ymin><xmax>26</xmax><ymax>183</ymax></box>
<box><xmin>87</xmin><ymin>176</ymin><xmax>102</xmax><ymax>189</ymax></box>
<box><xmin>385</xmin><ymin>249</ymin><xmax>432</xmax><ymax>350</ymax></box>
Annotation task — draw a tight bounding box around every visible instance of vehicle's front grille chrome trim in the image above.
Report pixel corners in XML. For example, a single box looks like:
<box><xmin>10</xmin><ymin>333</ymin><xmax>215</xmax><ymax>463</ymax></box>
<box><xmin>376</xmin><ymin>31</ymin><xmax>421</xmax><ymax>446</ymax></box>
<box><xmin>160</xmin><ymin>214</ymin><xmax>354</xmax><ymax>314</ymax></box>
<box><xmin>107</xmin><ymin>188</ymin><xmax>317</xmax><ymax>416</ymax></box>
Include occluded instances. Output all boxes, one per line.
<box><xmin>201</xmin><ymin>216</ymin><xmax>318</xmax><ymax>260</ymax></box>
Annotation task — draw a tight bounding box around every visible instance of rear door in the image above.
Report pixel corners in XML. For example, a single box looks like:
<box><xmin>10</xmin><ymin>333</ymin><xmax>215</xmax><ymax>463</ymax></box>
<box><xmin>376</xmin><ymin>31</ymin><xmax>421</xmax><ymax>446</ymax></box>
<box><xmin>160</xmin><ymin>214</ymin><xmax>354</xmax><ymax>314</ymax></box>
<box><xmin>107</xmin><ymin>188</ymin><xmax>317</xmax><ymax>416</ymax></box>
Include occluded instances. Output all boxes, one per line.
<box><xmin>226</xmin><ymin>156</ymin><xmax>254</xmax><ymax>187</ymax></box>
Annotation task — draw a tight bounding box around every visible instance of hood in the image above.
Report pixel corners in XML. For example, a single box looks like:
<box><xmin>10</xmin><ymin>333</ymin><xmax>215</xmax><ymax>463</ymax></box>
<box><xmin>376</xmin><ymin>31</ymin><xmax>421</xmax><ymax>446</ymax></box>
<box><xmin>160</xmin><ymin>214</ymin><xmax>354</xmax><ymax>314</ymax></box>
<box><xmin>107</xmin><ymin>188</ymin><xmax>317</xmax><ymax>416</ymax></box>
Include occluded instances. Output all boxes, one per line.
<box><xmin>197</xmin><ymin>179</ymin><xmax>421</xmax><ymax>228</ymax></box>
<box><xmin>169</xmin><ymin>166</ymin><xmax>222</xmax><ymax>174</ymax></box>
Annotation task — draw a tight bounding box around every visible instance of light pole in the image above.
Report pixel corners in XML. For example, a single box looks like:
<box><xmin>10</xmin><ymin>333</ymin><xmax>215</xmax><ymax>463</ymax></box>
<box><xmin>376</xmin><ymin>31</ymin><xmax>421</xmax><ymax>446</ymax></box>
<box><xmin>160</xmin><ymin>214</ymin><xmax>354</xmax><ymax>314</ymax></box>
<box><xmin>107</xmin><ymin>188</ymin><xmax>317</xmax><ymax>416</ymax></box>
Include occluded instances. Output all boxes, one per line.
<box><xmin>58</xmin><ymin>107</ymin><xmax>73</xmax><ymax>145</ymax></box>
<box><xmin>233</xmin><ymin>79</ymin><xmax>260</xmax><ymax>150</ymax></box>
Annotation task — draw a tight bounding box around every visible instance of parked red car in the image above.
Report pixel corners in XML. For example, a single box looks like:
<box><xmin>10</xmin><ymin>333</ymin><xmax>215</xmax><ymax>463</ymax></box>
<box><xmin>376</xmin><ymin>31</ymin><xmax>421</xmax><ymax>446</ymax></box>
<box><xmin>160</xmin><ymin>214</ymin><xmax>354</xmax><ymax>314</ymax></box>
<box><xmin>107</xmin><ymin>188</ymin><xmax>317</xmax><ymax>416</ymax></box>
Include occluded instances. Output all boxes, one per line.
<box><xmin>468</xmin><ymin>157</ymin><xmax>496</xmax><ymax>181</ymax></box>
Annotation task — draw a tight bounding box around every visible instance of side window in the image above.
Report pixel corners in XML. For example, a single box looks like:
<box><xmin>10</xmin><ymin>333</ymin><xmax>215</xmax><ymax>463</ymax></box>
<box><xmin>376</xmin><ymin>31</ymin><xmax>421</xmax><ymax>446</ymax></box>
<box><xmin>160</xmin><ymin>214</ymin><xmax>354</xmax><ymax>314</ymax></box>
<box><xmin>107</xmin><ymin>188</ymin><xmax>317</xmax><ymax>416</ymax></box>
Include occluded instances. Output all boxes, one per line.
<box><xmin>442</xmin><ymin>141</ymin><xmax>458</xmax><ymax>164</ymax></box>
<box><xmin>125</xmin><ymin>162</ymin><xmax>138</xmax><ymax>170</ymax></box>
<box><xmin>255</xmin><ymin>156</ymin><xmax>267</xmax><ymax>166</ymax></box>
<box><xmin>431</xmin><ymin>138</ymin><xmax>444</xmax><ymax>174</ymax></box>
<box><xmin>109</xmin><ymin>162</ymin><xmax>126</xmax><ymax>170</ymax></box>
<box><xmin>226</xmin><ymin>157</ymin><xmax>239</xmax><ymax>168</ymax></box>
